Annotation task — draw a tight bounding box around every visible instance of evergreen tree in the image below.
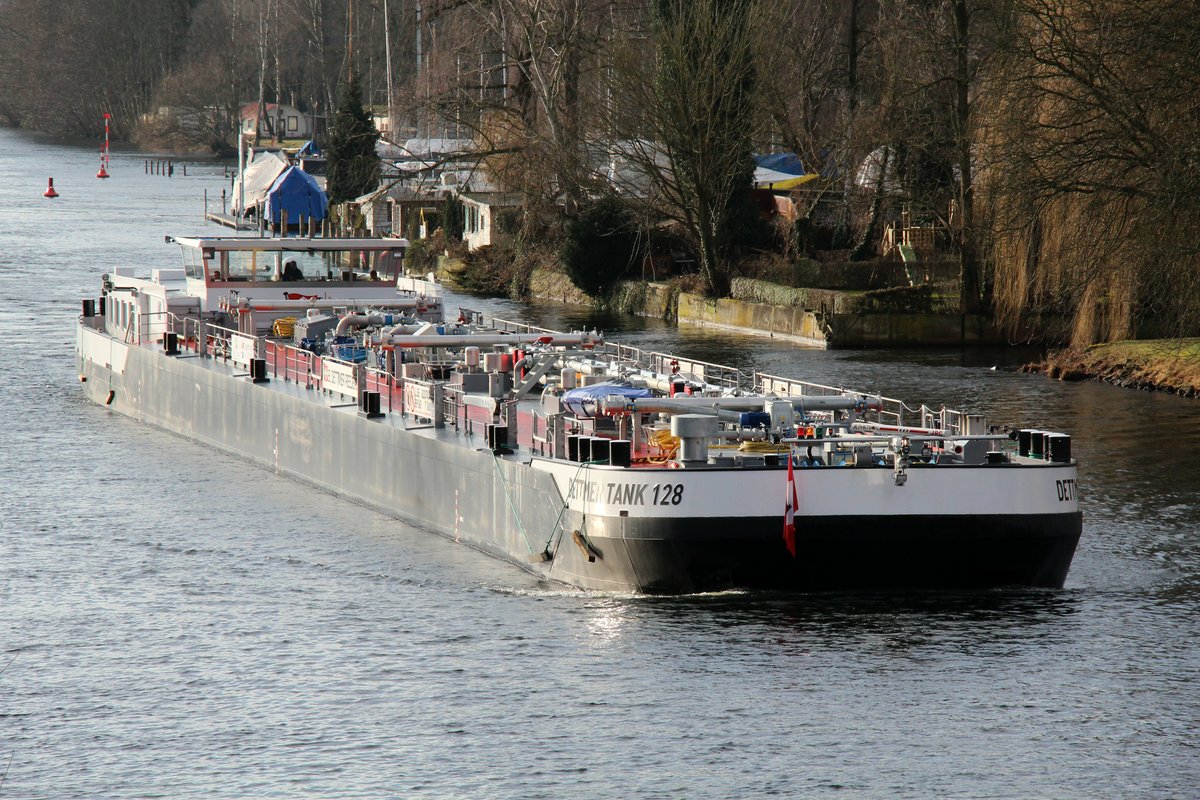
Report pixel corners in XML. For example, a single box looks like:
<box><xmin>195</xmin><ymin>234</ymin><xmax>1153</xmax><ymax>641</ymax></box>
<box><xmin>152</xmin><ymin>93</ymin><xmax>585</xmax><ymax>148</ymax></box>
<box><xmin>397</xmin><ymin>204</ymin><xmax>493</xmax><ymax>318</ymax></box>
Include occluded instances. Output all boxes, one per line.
<box><xmin>561</xmin><ymin>198</ymin><xmax>642</xmax><ymax>297</ymax></box>
<box><xmin>325</xmin><ymin>72</ymin><xmax>380</xmax><ymax>204</ymax></box>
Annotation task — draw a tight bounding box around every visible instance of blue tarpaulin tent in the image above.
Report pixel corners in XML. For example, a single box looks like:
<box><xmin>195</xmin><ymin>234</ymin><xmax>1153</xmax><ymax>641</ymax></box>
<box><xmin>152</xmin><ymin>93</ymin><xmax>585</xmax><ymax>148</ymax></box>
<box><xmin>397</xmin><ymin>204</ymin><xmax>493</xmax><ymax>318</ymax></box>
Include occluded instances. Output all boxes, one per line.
<box><xmin>753</xmin><ymin>152</ymin><xmax>816</xmax><ymax>189</ymax></box>
<box><xmin>264</xmin><ymin>166</ymin><xmax>328</xmax><ymax>226</ymax></box>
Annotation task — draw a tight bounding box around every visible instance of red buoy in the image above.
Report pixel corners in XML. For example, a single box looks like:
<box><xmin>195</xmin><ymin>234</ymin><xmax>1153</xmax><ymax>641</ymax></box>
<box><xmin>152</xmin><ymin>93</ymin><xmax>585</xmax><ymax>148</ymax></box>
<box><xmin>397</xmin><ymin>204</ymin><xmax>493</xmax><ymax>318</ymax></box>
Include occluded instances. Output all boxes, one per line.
<box><xmin>97</xmin><ymin>112</ymin><xmax>112</xmax><ymax>178</ymax></box>
<box><xmin>44</xmin><ymin>178</ymin><xmax>59</xmax><ymax>198</ymax></box>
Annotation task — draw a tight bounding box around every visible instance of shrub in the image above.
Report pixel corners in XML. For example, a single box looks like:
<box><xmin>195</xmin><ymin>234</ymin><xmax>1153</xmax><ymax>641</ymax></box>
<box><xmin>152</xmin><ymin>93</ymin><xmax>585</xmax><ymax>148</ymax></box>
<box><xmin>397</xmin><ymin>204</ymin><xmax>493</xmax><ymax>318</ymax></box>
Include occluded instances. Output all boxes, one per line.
<box><xmin>730</xmin><ymin>277</ymin><xmax>812</xmax><ymax>307</ymax></box>
<box><xmin>561</xmin><ymin>198</ymin><xmax>642</xmax><ymax>297</ymax></box>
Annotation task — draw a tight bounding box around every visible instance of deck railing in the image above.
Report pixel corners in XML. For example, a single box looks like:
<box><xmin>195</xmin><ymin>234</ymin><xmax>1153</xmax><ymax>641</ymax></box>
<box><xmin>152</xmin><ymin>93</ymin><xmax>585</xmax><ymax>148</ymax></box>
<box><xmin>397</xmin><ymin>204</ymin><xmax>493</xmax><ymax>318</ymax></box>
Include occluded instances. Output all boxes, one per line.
<box><xmin>649</xmin><ymin>352</ymin><xmax>742</xmax><ymax>390</ymax></box>
<box><xmin>154</xmin><ymin>312</ymin><xmax>968</xmax><ymax>436</ymax></box>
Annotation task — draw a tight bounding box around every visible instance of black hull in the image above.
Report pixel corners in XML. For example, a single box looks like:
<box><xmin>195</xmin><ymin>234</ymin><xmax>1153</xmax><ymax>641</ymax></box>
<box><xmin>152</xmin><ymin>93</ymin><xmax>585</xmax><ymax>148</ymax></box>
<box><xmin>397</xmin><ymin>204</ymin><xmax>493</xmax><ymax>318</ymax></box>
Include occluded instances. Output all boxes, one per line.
<box><xmin>570</xmin><ymin>513</ymin><xmax>1083</xmax><ymax>594</ymax></box>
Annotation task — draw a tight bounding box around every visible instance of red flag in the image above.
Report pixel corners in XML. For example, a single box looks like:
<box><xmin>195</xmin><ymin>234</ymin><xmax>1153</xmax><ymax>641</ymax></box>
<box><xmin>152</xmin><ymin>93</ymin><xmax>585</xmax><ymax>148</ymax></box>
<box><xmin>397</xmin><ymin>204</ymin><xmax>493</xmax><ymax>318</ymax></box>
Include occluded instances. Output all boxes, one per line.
<box><xmin>783</xmin><ymin>454</ymin><xmax>798</xmax><ymax>557</ymax></box>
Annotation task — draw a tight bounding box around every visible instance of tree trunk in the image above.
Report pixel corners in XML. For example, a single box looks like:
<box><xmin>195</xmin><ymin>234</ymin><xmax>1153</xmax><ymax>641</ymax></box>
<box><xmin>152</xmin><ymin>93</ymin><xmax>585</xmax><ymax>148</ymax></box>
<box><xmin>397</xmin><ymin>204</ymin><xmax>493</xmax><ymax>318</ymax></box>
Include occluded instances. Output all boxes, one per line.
<box><xmin>837</xmin><ymin>0</ymin><xmax>861</xmax><ymax>247</ymax></box>
<box><xmin>954</xmin><ymin>0</ymin><xmax>981</xmax><ymax>313</ymax></box>
<box><xmin>851</xmin><ymin>144</ymin><xmax>889</xmax><ymax>261</ymax></box>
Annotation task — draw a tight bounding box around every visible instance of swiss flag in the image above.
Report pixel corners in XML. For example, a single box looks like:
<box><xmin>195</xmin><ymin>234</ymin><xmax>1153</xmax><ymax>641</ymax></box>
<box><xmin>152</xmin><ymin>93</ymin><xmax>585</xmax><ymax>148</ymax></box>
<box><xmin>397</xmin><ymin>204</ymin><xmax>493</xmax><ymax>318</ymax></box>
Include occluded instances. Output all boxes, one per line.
<box><xmin>783</xmin><ymin>454</ymin><xmax>798</xmax><ymax>557</ymax></box>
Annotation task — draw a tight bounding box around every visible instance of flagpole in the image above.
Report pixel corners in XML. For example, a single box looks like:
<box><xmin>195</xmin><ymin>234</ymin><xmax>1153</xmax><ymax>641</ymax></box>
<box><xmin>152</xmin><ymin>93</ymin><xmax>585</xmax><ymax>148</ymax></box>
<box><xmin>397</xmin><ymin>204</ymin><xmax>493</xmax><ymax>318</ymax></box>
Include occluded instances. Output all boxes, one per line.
<box><xmin>783</xmin><ymin>449</ymin><xmax>798</xmax><ymax>558</ymax></box>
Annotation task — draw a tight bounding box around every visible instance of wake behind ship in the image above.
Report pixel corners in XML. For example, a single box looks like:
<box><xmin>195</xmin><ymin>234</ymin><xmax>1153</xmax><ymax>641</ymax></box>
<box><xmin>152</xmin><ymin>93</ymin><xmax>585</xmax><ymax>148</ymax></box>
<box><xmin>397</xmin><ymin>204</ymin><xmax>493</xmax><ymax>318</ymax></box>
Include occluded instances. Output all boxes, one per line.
<box><xmin>75</xmin><ymin>235</ymin><xmax>1082</xmax><ymax>593</ymax></box>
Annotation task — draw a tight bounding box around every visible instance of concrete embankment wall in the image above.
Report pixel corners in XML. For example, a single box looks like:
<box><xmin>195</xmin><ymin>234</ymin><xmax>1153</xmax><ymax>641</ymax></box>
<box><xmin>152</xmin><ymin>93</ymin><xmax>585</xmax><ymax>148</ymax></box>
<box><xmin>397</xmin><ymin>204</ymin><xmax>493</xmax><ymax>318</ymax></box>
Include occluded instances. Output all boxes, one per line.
<box><xmin>527</xmin><ymin>269</ymin><xmax>678</xmax><ymax>320</ymax></box>
<box><xmin>676</xmin><ymin>294</ymin><xmax>828</xmax><ymax>347</ymax></box>
<box><xmin>825</xmin><ymin>313</ymin><xmax>1017</xmax><ymax>347</ymax></box>
<box><xmin>524</xmin><ymin>271</ymin><xmax>1028</xmax><ymax>348</ymax></box>
<box><xmin>528</xmin><ymin>269</ymin><xmax>593</xmax><ymax>307</ymax></box>
<box><xmin>674</xmin><ymin>293</ymin><xmax>1016</xmax><ymax>348</ymax></box>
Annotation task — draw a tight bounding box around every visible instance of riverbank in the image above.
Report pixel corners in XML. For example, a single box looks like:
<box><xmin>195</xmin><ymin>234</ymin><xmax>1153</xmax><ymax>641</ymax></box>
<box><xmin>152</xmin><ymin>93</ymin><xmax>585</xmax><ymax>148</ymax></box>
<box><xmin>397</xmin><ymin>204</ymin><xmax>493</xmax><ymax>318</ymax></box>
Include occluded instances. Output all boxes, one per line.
<box><xmin>516</xmin><ymin>268</ymin><xmax>1052</xmax><ymax>349</ymax></box>
<box><xmin>1030</xmin><ymin>339</ymin><xmax>1200</xmax><ymax>397</ymax></box>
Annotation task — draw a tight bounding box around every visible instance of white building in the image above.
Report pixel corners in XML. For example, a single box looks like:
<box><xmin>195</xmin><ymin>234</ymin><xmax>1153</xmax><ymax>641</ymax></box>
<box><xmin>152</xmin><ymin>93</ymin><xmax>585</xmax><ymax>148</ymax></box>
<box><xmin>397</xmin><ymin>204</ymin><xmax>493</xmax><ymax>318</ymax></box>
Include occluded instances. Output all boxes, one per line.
<box><xmin>459</xmin><ymin>192</ymin><xmax>523</xmax><ymax>251</ymax></box>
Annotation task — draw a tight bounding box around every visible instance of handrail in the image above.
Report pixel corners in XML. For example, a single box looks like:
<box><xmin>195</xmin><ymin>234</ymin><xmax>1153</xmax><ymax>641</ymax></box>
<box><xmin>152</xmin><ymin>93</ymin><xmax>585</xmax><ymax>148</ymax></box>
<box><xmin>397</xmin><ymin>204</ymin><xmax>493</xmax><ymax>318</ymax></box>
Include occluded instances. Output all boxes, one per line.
<box><xmin>649</xmin><ymin>351</ymin><xmax>741</xmax><ymax>389</ymax></box>
<box><xmin>491</xmin><ymin>316</ymin><xmax>561</xmax><ymax>336</ymax></box>
<box><xmin>149</xmin><ymin>312</ymin><xmax>970</xmax><ymax>437</ymax></box>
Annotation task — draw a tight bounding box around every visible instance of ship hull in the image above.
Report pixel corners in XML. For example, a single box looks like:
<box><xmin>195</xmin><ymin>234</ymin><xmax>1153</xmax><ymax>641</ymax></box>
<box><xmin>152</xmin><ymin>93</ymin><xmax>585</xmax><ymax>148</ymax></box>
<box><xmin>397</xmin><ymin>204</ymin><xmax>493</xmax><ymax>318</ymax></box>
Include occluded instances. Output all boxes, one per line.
<box><xmin>559</xmin><ymin>513</ymin><xmax>1081</xmax><ymax>593</ymax></box>
<box><xmin>77</xmin><ymin>323</ymin><xmax>1082</xmax><ymax>594</ymax></box>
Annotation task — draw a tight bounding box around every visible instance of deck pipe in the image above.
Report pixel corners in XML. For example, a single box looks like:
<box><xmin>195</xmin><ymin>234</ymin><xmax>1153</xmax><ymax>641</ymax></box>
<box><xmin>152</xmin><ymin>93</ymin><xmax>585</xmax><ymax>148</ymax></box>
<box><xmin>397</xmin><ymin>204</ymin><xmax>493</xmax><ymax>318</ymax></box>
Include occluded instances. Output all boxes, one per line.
<box><xmin>386</xmin><ymin>332</ymin><xmax>603</xmax><ymax>348</ymax></box>
<box><xmin>609</xmin><ymin>395</ymin><xmax>880</xmax><ymax>416</ymax></box>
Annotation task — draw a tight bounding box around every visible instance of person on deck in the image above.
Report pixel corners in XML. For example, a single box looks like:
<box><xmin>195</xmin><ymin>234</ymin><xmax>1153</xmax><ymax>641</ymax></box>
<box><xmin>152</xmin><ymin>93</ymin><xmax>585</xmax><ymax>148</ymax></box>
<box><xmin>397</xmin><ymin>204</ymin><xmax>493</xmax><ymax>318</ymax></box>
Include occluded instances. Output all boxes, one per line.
<box><xmin>282</xmin><ymin>260</ymin><xmax>304</xmax><ymax>281</ymax></box>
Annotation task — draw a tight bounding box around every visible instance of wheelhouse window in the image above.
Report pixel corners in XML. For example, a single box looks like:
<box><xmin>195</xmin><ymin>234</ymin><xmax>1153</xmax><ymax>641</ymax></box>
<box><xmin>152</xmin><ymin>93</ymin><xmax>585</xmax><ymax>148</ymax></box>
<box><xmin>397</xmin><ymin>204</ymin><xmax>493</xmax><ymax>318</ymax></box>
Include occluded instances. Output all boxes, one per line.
<box><xmin>206</xmin><ymin>248</ymin><xmax>406</xmax><ymax>283</ymax></box>
<box><xmin>181</xmin><ymin>246</ymin><xmax>206</xmax><ymax>279</ymax></box>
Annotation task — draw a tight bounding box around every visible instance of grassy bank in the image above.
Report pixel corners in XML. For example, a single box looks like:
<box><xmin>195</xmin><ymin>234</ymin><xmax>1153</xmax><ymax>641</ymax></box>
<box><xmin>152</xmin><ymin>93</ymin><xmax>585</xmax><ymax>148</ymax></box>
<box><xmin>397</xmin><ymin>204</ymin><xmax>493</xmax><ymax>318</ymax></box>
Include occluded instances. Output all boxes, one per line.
<box><xmin>1033</xmin><ymin>339</ymin><xmax>1200</xmax><ymax>397</ymax></box>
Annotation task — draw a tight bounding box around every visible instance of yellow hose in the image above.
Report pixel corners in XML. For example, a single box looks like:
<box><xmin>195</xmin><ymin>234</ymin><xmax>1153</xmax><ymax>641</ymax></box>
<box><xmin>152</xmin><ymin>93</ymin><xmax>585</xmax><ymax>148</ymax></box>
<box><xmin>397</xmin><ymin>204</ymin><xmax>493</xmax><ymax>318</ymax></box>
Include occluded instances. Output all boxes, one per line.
<box><xmin>272</xmin><ymin>316</ymin><xmax>297</xmax><ymax>338</ymax></box>
<box><xmin>642</xmin><ymin>429</ymin><xmax>678</xmax><ymax>463</ymax></box>
<box><xmin>738</xmin><ymin>440</ymin><xmax>791</xmax><ymax>454</ymax></box>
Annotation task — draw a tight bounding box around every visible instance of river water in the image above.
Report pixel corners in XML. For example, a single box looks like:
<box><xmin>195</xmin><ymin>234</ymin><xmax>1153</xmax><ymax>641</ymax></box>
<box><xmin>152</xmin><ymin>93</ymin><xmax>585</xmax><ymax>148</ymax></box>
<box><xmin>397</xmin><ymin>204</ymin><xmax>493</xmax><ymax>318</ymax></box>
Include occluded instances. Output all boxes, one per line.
<box><xmin>1</xmin><ymin>128</ymin><xmax>1197</xmax><ymax>799</ymax></box>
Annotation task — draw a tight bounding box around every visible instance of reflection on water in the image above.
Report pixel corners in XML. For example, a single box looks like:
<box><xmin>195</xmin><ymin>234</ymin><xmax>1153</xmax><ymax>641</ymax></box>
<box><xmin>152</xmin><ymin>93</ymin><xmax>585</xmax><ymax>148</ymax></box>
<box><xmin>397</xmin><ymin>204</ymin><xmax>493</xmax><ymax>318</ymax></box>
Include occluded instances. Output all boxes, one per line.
<box><xmin>635</xmin><ymin>589</ymin><xmax>1083</xmax><ymax>644</ymax></box>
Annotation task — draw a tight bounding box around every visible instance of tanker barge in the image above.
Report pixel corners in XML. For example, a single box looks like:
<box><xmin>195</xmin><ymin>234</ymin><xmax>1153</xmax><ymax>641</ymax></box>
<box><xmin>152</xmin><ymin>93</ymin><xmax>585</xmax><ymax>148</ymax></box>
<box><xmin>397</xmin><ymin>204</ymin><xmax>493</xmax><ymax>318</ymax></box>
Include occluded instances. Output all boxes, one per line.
<box><xmin>75</xmin><ymin>235</ymin><xmax>1082</xmax><ymax>593</ymax></box>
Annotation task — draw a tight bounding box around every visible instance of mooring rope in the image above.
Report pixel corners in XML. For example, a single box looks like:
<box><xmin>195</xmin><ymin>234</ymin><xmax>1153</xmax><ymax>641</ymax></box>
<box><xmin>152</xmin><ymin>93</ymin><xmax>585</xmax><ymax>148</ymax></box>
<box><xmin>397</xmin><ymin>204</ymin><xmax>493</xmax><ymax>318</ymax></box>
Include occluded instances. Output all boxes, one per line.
<box><xmin>490</xmin><ymin>450</ymin><xmax>537</xmax><ymax>555</ymax></box>
<box><xmin>541</xmin><ymin>458</ymin><xmax>596</xmax><ymax>556</ymax></box>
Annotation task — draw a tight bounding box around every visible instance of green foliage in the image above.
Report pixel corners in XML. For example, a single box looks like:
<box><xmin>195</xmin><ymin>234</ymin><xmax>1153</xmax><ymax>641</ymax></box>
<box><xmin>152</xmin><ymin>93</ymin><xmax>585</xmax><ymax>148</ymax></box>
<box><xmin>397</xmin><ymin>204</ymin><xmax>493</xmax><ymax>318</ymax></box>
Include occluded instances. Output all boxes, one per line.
<box><xmin>454</xmin><ymin>240</ymin><xmax>535</xmax><ymax>299</ymax></box>
<box><xmin>442</xmin><ymin>196</ymin><xmax>465</xmax><ymax>241</ymax></box>
<box><xmin>730</xmin><ymin>277</ymin><xmax>813</xmax><ymax>308</ymax></box>
<box><xmin>561</xmin><ymin>198</ymin><xmax>643</xmax><ymax>297</ymax></box>
<box><xmin>605</xmin><ymin>281</ymin><xmax>649</xmax><ymax>314</ymax></box>
<box><xmin>404</xmin><ymin>238</ymin><xmax>438</xmax><ymax>273</ymax></box>
<box><xmin>325</xmin><ymin>73</ymin><xmax>380</xmax><ymax>204</ymax></box>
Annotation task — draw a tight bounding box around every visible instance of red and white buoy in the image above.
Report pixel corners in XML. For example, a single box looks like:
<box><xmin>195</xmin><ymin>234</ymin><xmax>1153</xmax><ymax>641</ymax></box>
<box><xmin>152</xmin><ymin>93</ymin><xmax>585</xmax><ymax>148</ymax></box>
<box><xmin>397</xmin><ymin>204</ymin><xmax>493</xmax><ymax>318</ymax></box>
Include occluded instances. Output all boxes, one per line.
<box><xmin>44</xmin><ymin>177</ymin><xmax>59</xmax><ymax>198</ymax></box>
<box><xmin>97</xmin><ymin>112</ymin><xmax>112</xmax><ymax>178</ymax></box>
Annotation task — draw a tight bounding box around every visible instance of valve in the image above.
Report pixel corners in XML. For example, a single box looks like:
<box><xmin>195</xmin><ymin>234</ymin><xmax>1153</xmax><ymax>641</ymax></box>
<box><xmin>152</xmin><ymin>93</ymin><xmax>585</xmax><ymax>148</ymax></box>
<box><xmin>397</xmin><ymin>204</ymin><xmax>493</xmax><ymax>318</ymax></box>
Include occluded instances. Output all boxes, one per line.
<box><xmin>891</xmin><ymin>436</ymin><xmax>911</xmax><ymax>487</ymax></box>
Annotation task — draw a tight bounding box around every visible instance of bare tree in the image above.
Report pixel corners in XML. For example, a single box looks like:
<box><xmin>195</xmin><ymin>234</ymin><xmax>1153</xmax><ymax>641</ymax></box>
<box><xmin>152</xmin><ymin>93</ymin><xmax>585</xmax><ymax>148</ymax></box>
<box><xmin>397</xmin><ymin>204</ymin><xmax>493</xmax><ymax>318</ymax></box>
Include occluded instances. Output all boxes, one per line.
<box><xmin>0</xmin><ymin>0</ymin><xmax>191</xmax><ymax>136</ymax></box>
<box><xmin>607</xmin><ymin>0</ymin><xmax>763</xmax><ymax>296</ymax></box>
<box><xmin>982</xmin><ymin>0</ymin><xmax>1200</xmax><ymax>343</ymax></box>
<box><xmin>754</xmin><ymin>0</ymin><xmax>844</xmax><ymax>170</ymax></box>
